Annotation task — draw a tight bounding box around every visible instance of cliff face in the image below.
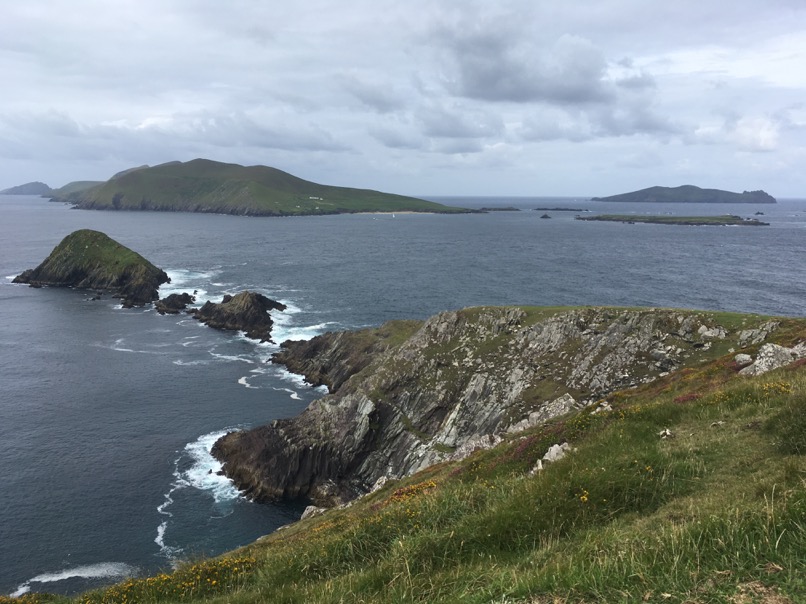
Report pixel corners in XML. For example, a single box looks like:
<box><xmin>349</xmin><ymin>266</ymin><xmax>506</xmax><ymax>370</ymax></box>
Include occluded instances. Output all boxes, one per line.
<box><xmin>214</xmin><ymin>306</ymin><xmax>793</xmax><ymax>506</ymax></box>
<box><xmin>12</xmin><ymin>229</ymin><xmax>169</xmax><ymax>307</ymax></box>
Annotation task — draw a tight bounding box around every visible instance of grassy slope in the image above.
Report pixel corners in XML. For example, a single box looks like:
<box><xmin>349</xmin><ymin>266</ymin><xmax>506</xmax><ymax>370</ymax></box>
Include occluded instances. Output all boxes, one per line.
<box><xmin>578</xmin><ymin>215</ymin><xmax>769</xmax><ymax>226</ymax></box>
<box><xmin>7</xmin><ymin>309</ymin><xmax>806</xmax><ymax>604</ymax></box>
<box><xmin>49</xmin><ymin>181</ymin><xmax>105</xmax><ymax>197</ymax></box>
<box><xmin>67</xmin><ymin>159</ymin><xmax>468</xmax><ymax>216</ymax></box>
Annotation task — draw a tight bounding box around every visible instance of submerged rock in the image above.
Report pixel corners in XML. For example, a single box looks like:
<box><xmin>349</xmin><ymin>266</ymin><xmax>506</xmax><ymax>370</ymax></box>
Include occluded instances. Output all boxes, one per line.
<box><xmin>191</xmin><ymin>291</ymin><xmax>286</xmax><ymax>342</ymax></box>
<box><xmin>12</xmin><ymin>229</ymin><xmax>168</xmax><ymax>307</ymax></box>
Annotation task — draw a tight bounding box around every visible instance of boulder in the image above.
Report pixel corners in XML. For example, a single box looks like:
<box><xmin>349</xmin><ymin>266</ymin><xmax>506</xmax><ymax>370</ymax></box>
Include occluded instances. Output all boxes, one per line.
<box><xmin>738</xmin><ymin>343</ymin><xmax>806</xmax><ymax>376</ymax></box>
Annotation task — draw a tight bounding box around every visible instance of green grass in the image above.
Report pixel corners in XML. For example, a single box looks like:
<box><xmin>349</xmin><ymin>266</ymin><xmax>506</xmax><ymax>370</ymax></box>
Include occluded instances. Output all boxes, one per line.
<box><xmin>9</xmin><ymin>341</ymin><xmax>806</xmax><ymax>604</ymax></box>
<box><xmin>64</xmin><ymin>159</ymin><xmax>470</xmax><ymax>216</ymax></box>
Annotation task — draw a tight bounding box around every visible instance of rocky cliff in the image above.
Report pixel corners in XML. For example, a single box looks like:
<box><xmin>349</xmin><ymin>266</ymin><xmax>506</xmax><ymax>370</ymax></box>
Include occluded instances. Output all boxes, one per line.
<box><xmin>213</xmin><ymin>306</ymin><xmax>802</xmax><ymax>506</ymax></box>
<box><xmin>191</xmin><ymin>291</ymin><xmax>287</xmax><ymax>342</ymax></box>
<box><xmin>13</xmin><ymin>229</ymin><xmax>169</xmax><ymax>307</ymax></box>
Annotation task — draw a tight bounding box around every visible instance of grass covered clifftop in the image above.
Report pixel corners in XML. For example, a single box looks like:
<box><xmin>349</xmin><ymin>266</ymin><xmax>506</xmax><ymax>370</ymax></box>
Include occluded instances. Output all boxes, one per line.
<box><xmin>11</xmin><ymin>306</ymin><xmax>806</xmax><ymax>604</ymax></box>
<box><xmin>13</xmin><ymin>229</ymin><xmax>169</xmax><ymax>306</ymax></box>
<box><xmin>592</xmin><ymin>185</ymin><xmax>776</xmax><ymax>204</ymax></box>
<box><xmin>60</xmin><ymin>159</ymin><xmax>470</xmax><ymax>216</ymax></box>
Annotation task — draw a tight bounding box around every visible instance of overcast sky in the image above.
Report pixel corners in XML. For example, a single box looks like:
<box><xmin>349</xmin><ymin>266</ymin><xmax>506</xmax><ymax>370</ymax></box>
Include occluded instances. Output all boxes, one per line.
<box><xmin>2</xmin><ymin>1</ymin><xmax>805</xmax><ymax>197</ymax></box>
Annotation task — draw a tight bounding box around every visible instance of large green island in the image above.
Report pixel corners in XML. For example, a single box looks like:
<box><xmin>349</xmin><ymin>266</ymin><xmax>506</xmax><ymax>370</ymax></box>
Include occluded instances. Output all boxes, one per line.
<box><xmin>592</xmin><ymin>185</ymin><xmax>776</xmax><ymax>204</ymax></box>
<box><xmin>576</xmin><ymin>214</ymin><xmax>769</xmax><ymax>226</ymax></box>
<box><xmin>51</xmin><ymin>159</ymin><xmax>470</xmax><ymax>216</ymax></box>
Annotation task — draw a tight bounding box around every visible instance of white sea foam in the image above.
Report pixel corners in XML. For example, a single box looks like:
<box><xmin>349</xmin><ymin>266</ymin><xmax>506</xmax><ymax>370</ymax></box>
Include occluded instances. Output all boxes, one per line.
<box><xmin>11</xmin><ymin>563</ymin><xmax>137</xmax><ymax>597</ymax></box>
<box><xmin>209</xmin><ymin>352</ymin><xmax>255</xmax><ymax>364</ymax></box>
<box><xmin>155</xmin><ymin>430</ymin><xmax>242</xmax><ymax>559</ymax></box>
<box><xmin>273</xmin><ymin>387</ymin><xmax>302</xmax><ymax>400</ymax></box>
<box><xmin>237</xmin><ymin>376</ymin><xmax>258</xmax><ymax>389</ymax></box>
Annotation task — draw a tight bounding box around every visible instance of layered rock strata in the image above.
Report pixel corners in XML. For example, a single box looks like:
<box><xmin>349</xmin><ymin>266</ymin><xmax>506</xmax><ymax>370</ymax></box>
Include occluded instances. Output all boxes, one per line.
<box><xmin>213</xmin><ymin>306</ymin><xmax>797</xmax><ymax>506</ymax></box>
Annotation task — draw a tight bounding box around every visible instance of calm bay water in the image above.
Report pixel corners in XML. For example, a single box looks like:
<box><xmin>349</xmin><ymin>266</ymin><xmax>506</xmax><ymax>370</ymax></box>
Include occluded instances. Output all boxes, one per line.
<box><xmin>1</xmin><ymin>194</ymin><xmax>805</xmax><ymax>596</ymax></box>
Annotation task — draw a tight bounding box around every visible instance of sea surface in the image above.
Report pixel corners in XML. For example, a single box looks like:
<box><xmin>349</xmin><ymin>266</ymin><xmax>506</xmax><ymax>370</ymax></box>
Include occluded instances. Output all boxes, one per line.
<box><xmin>1</xmin><ymin>194</ymin><xmax>805</xmax><ymax>596</ymax></box>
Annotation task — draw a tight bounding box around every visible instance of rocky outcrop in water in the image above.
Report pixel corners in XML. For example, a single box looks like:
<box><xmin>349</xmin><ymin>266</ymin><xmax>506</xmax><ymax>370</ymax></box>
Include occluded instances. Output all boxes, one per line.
<box><xmin>12</xmin><ymin>229</ymin><xmax>169</xmax><ymax>307</ymax></box>
<box><xmin>156</xmin><ymin>292</ymin><xmax>196</xmax><ymax>315</ymax></box>
<box><xmin>191</xmin><ymin>291</ymin><xmax>286</xmax><ymax>342</ymax></box>
<box><xmin>213</xmin><ymin>306</ymin><xmax>802</xmax><ymax>506</ymax></box>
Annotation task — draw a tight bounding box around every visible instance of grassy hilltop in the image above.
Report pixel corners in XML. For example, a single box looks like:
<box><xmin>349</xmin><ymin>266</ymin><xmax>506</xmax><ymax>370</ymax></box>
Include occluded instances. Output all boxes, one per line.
<box><xmin>6</xmin><ymin>306</ymin><xmax>806</xmax><ymax>604</ymax></box>
<box><xmin>58</xmin><ymin>159</ymin><xmax>468</xmax><ymax>216</ymax></box>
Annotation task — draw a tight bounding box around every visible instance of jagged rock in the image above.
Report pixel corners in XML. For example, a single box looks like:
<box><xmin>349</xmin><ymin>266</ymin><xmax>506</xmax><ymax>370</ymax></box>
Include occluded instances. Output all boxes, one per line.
<box><xmin>658</xmin><ymin>429</ymin><xmax>673</xmax><ymax>439</ymax></box>
<box><xmin>12</xmin><ymin>229</ymin><xmax>168</xmax><ymax>307</ymax></box>
<box><xmin>698</xmin><ymin>325</ymin><xmax>727</xmax><ymax>339</ymax></box>
<box><xmin>300</xmin><ymin>505</ymin><xmax>327</xmax><ymax>520</ymax></box>
<box><xmin>591</xmin><ymin>401</ymin><xmax>613</xmax><ymax>415</ymax></box>
<box><xmin>734</xmin><ymin>353</ymin><xmax>753</xmax><ymax>367</ymax></box>
<box><xmin>155</xmin><ymin>292</ymin><xmax>195</xmax><ymax>315</ymax></box>
<box><xmin>542</xmin><ymin>442</ymin><xmax>571</xmax><ymax>463</ymax></box>
<box><xmin>191</xmin><ymin>291</ymin><xmax>286</xmax><ymax>342</ymax></box>
<box><xmin>738</xmin><ymin>343</ymin><xmax>806</xmax><ymax>376</ymax></box>
<box><xmin>212</xmin><ymin>306</ymin><xmax>778</xmax><ymax>506</ymax></box>
<box><xmin>447</xmin><ymin>434</ymin><xmax>503</xmax><ymax>462</ymax></box>
<box><xmin>738</xmin><ymin>321</ymin><xmax>779</xmax><ymax>348</ymax></box>
<box><xmin>507</xmin><ymin>393</ymin><xmax>578</xmax><ymax>433</ymax></box>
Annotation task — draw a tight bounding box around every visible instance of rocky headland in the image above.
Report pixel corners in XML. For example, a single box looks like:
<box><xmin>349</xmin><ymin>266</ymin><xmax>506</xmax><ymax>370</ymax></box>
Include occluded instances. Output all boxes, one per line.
<box><xmin>13</xmin><ymin>229</ymin><xmax>169</xmax><ymax>307</ymax></box>
<box><xmin>190</xmin><ymin>291</ymin><xmax>287</xmax><ymax>342</ymax></box>
<box><xmin>213</xmin><ymin>306</ymin><xmax>806</xmax><ymax>506</ymax></box>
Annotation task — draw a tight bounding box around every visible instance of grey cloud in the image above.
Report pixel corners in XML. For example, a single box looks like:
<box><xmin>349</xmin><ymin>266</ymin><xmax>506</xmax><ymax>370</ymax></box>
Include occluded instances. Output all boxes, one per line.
<box><xmin>340</xmin><ymin>75</ymin><xmax>406</xmax><ymax>113</ymax></box>
<box><xmin>416</xmin><ymin>104</ymin><xmax>504</xmax><ymax>139</ymax></box>
<box><xmin>438</xmin><ymin>24</ymin><xmax>611</xmax><ymax>104</ymax></box>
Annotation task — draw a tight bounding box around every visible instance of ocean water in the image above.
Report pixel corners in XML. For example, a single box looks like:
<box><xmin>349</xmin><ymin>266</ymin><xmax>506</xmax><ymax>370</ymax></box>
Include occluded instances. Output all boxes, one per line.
<box><xmin>1</xmin><ymin>194</ymin><xmax>805</xmax><ymax>596</ymax></box>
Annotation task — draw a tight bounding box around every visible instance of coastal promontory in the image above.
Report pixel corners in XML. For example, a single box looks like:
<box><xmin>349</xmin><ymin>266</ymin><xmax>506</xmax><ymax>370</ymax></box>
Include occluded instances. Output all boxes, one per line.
<box><xmin>13</xmin><ymin>229</ymin><xmax>169</xmax><ymax>307</ymax></box>
<box><xmin>213</xmin><ymin>306</ymin><xmax>803</xmax><ymax>506</ymax></box>
<box><xmin>592</xmin><ymin>185</ymin><xmax>776</xmax><ymax>204</ymax></box>
<box><xmin>55</xmin><ymin>159</ymin><xmax>470</xmax><ymax>216</ymax></box>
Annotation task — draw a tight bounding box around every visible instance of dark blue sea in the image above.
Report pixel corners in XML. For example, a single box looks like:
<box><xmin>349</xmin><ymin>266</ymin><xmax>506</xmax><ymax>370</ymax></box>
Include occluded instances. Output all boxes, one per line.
<box><xmin>1</xmin><ymin>194</ymin><xmax>805</xmax><ymax>596</ymax></box>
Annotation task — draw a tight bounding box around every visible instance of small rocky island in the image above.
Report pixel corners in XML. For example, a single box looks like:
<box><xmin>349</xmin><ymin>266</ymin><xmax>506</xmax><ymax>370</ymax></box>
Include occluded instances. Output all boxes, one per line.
<box><xmin>576</xmin><ymin>214</ymin><xmax>769</xmax><ymax>226</ymax></box>
<box><xmin>190</xmin><ymin>291</ymin><xmax>286</xmax><ymax>342</ymax></box>
<box><xmin>13</xmin><ymin>229</ymin><xmax>169</xmax><ymax>307</ymax></box>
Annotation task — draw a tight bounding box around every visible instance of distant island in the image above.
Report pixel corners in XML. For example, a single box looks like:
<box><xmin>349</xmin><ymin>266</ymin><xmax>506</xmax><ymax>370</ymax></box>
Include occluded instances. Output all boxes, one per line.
<box><xmin>1</xmin><ymin>181</ymin><xmax>52</xmax><ymax>195</ymax></box>
<box><xmin>576</xmin><ymin>214</ymin><xmax>769</xmax><ymax>226</ymax></box>
<box><xmin>479</xmin><ymin>206</ymin><xmax>521</xmax><ymax>212</ymax></box>
<box><xmin>591</xmin><ymin>185</ymin><xmax>776</xmax><ymax>204</ymax></box>
<box><xmin>49</xmin><ymin>159</ymin><xmax>470</xmax><ymax>216</ymax></box>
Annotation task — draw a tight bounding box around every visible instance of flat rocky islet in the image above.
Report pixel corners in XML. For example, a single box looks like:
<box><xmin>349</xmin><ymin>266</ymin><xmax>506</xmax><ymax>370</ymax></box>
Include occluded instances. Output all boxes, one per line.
<box><xmin>576</xmin><ymin>214</ymin><xmax>770</xmax><ymax>226</ymax></box>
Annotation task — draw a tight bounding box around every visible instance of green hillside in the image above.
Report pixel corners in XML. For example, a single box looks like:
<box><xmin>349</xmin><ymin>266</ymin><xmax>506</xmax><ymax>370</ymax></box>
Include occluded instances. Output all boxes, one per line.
<box><xmin>62</xmin><ymin>159</ymin><xmax>469</xmax><ymax>216</ymax></box>
<box><xmin>7</xmin><ymin>306</ymin><xmax>805</xmax><ymax>604</ymax></box>
<box><xmin>592</xmin><ymin>185</ymin><xmax>776</xmax><ymax>204</ymax></box>
<box><xmin>49</xmin><ymin>181</ymin><xmax>105</xmax><ymax>198</ymax></box>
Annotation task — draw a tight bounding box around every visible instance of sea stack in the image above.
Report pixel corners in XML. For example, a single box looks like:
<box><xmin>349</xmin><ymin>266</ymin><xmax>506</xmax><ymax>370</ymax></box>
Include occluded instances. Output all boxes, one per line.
<box><xmin>191</xmin><ymin>291</ymin><xmax>287</xmax><ymax>342</ymax></box>
<box><xmin>13</xmin><ymin>229</ymin><xmax>169</xmax><ymax>307</ymax></box>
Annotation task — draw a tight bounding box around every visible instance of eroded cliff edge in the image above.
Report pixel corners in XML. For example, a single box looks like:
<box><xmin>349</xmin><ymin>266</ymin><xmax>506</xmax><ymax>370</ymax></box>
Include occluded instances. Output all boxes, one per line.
<box><xmin>213</xmin><ymin>306</ymin><xmax>798</xmax><ymax>505</ymax></box>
